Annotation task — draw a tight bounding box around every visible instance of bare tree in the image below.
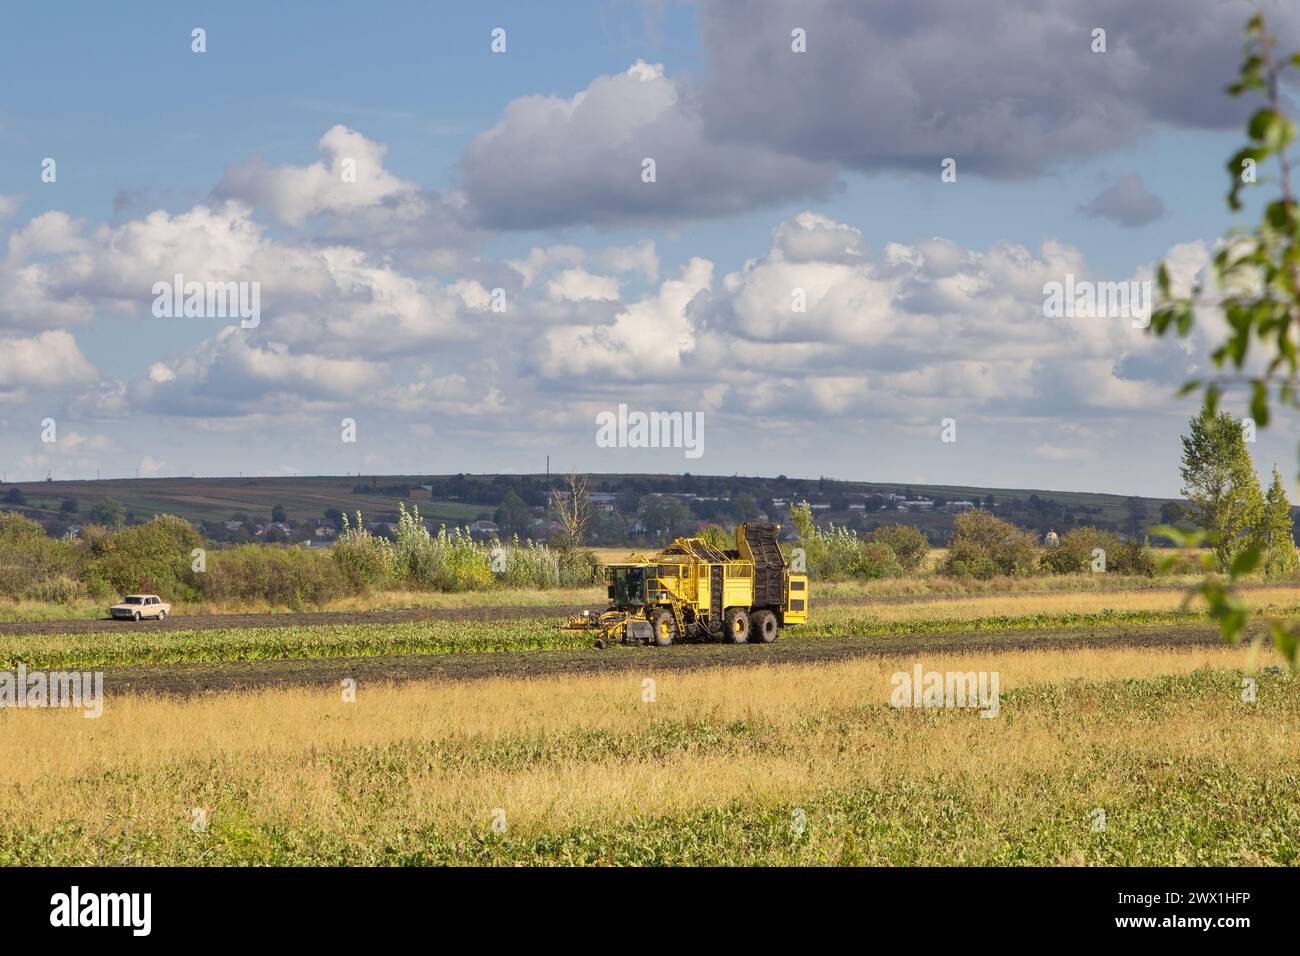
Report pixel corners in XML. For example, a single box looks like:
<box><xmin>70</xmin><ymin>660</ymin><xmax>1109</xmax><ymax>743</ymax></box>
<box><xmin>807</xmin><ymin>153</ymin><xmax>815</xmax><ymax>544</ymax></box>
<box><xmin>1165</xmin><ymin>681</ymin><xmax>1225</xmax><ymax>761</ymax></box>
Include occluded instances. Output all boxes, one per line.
<box><xmin>551</xmin><ymin>471</ymin><xmax>592</xmax><ymax>548</ymax></box>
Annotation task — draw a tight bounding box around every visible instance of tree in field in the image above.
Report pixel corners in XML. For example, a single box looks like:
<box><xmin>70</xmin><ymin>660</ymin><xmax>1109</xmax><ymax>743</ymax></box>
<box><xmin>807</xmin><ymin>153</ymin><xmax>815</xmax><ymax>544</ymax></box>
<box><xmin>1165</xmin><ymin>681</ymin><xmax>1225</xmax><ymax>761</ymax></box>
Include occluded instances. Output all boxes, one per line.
<box><xmin>1160</xmin><ymin>502</ymin><xmax>1186</xmax><ymax>525</ymax></box>
<box><xmin>493</xmin><ymin>490</ymin><xmax>533</xmax><ymax>539</ymax></box>
<box><xmin>789</xmin><ymin>501</ymin><xmax>815</xmax><ymax>540</ymax></box>
<box><xmin>699</xmin><ymin>523</ymin><xmax>729</xmax><ymax>552</ymax></box>
<box><xmin>1258</xmin><ymin>465</ymin><xmax>1298</xmax><ymax>577</ymax></box>
<box><xmin>1178</xmin><ymin>410</ymin><xmax>1264</xmax><ymax>571</ymax></box>
<box><xmin>550</xmin><ymin>471</ymin><xmax>591</xmax><ymax>548</ymax></box>
<box><xmin>637</xmin><ymin>495</ymin><xmax>696</xmax><ymax>542</ymax></box>
<box><xmin>733</xmin><ymin>493</ymin><xmax>761</xmax><ymax>521</ymax></box>
<box><xmin>1124</xmin><ymin>496</ymin><xmax>1149</xmax><ymax>540</ymax></box>
<box><xmin>87</xmin><ymin>497</ymin><xmax>125</xmax><ymax>530</ymax></box>
<box><xmin>1150</xmin><ymin>14</ymin><xmax>1300</xmax><ymax>662</ymax></box>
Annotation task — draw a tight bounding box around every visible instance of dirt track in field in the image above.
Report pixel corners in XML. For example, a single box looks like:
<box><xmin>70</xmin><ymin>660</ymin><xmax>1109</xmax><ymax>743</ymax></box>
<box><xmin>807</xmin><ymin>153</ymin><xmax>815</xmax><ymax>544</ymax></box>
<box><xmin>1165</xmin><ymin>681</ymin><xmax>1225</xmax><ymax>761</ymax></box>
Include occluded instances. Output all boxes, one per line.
<box><xmin>0</xmin><ymin>604</ymin><xmax>594</xmax><ymax>636</ymax></box>
<box><xmin>98</xmin><ymin>620</ymin><xmax>1236</xmax><ymax>699</ymax></box>
<box><xmin>0</xmin><ymin>580</ymin><xmax>1265</xmax><ymax>637</ymax></box>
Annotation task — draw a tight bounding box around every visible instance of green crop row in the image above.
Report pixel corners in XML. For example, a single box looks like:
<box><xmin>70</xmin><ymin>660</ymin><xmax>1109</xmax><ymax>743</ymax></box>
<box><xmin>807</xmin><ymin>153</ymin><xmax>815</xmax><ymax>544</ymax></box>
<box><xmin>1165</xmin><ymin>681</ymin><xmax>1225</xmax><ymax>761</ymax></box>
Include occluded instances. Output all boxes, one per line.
<box><xmin>0</xmin><ymin>618</ymin><xmax>590</xmax><ymax>670</ymax></box>
<box><xmin>6</xmin><ymin>601</ymin><xmax>1296</xmax><ymax>670</ymax></box>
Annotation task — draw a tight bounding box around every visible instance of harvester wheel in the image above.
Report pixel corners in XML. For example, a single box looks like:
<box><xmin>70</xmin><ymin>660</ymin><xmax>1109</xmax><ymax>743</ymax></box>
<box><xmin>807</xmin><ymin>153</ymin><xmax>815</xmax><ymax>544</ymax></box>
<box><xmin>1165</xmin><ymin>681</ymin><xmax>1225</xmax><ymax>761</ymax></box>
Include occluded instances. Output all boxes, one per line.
<box><xmin>751</xmin><ymin>609</ymin><xmax>778</xmax><ymax>643</ymax></box>
<box><xmin>724</xmin><ymin>607</ymin><xmax>750</xmax><ymax>644</ymax></box>
<box><xmin>650</xmin><ymin>609</ymin><xmax>677</xmax><ymax>647</ymax></box>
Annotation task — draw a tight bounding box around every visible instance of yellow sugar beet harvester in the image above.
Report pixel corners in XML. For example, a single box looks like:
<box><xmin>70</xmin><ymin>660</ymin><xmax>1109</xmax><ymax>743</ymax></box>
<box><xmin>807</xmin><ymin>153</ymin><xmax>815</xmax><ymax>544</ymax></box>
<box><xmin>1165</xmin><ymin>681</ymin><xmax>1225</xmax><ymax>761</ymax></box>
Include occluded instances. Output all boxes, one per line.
<box><xmin>564</xmin><ymin>522</ymin><xmax>808</xmax><ymax>647</ymax></box>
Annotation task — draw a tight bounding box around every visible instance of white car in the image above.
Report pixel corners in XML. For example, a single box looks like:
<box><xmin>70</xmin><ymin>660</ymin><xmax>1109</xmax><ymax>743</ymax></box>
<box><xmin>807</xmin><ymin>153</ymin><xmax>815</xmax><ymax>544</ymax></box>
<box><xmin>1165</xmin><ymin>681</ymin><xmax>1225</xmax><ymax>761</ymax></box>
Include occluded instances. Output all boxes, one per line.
<box><xmin>109</xmin><ymin>594</ymin><xmax>171</xmax><ymax>621</ymax></box>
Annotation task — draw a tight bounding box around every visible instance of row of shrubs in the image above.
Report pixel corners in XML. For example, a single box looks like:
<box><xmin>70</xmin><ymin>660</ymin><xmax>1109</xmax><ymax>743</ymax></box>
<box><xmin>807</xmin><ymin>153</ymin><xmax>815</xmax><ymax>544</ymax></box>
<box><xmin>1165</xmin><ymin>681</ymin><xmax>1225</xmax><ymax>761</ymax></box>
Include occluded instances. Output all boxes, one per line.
<box><xmin>794</xmin><ymin>522</ymin><xmax>930</xmax><ymax>580</ymax></box>
<box><xmin>6</xmin><ymin>503</ymin><xmax>1285</xmax><ymax>605</ymax></box>
<box><xmin>942</xmin><ymin>511</ymin><xmax>1154</xmax><ymax>579</ymax></box>
<box><xmin>0</xmin><ymin>507</ymin><xmax>600</xmax><ymax>607</ymax></box>
<box><xmin>333</xmin><ymin>504</ymin><xmax>600</xmax><ymax>592</ymax></box>
<box><xmin>794</xmin><ymin>511</ymin><xmax>1161</xmax><ymax>582</ymax></box>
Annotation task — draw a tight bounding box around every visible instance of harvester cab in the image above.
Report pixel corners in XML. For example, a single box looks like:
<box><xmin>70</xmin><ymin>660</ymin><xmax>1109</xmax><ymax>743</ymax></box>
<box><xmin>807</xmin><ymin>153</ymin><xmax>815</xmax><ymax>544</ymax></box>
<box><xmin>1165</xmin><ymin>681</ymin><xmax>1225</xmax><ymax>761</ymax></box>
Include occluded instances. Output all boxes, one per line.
<box><xmin>564</xmin><ymin>522</ymin><xmax>809</xmax><ymax>647</ymax></box>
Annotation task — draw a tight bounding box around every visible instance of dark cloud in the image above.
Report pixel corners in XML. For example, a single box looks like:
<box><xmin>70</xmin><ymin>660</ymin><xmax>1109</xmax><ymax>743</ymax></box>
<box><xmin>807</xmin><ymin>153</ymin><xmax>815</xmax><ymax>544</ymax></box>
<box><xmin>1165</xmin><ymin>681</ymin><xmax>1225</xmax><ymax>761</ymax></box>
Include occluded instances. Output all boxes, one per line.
<box><xmin>1080</xmin><ymin>175</ymin><xmax>1165</xmax><ymax>226</ymax></box>
<box><xmin>459</xmin><ymin>61</ymin><xmax>839</xmax><ymax>230</ymax></box>
<box><xmin>697</xmin><ymin>0</ymin><xmax>1299</xmax><ymax>178</ymax></box>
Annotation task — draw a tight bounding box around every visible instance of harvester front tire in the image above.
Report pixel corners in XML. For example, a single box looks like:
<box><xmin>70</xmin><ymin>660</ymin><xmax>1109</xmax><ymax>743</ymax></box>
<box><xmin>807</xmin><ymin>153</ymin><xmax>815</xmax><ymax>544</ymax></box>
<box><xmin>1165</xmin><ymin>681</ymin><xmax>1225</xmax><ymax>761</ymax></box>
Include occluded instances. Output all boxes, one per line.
<box><xmin>751</xmin><ymin>609</ymin><xmax>778</xmax><ymax>643</ymax></box>
<box><xmin>650</xmin><ymin>609</ymin><xmax>677</xmax><ymax>647</ymax></box>
<box><xmin>724</xmin><ymin>607</ymin><xmax>750</xmax><ymax>644</ymax></box>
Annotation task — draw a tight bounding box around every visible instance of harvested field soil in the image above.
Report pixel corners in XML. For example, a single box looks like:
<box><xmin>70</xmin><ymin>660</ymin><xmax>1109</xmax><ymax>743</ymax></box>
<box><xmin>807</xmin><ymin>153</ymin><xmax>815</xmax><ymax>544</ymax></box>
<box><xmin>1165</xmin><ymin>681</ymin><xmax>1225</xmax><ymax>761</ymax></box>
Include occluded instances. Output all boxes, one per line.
<box><xmin>100</xmin><ymin>620</ymin><xmax>1234</xmax><ymax>699</ymax></box>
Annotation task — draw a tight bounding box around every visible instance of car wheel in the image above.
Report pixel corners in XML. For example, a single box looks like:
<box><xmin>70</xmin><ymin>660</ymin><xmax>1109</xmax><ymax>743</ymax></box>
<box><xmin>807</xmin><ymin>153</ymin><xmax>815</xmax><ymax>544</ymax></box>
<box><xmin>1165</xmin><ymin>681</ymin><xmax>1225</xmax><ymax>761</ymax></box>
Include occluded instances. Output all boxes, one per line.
<box><xmin>132</xmin><ymin>611</ymin><xmax>141</xmax><ymax>622</ymax></box>
<box><xmin>158</xmin><ymin>609</ymin><xmax>167</xmax><ymax>621</ymax></box>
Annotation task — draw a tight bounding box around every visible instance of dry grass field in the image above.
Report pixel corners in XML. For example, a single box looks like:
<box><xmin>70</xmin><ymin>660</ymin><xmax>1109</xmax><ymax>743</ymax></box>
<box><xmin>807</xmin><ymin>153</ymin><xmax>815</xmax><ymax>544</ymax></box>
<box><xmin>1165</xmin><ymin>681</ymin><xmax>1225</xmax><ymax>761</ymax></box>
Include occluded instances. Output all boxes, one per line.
<box><xmin>2</xmin><ymin>642</ymin><xmax>1295</xmax><ymax>865</ymax></box>
<box><xmin>819</xmin><ymin>584</ymin><xmax>1300</xmax><ymax>625</ymax></box>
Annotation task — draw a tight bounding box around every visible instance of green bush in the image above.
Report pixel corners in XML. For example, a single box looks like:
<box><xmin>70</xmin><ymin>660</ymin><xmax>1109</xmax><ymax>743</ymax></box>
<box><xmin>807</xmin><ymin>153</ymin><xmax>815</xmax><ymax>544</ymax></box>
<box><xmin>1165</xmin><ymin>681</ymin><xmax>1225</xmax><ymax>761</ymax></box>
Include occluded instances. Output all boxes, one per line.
<box><xmin>866</xmin><ymin>524</ymin><xmax>928</xmax><ymax>572</ymax></box>
<box><xmin>497</xmin><ymin>537</ymin><xmax>601</xmax><ymax>588</ymax></box>
<box><xmin>81</xmin><ymin>515</ymin><xmax>203</xmax><ymax>599</ymax></box>
<box><xmin>795</xmin><ymin>523</ymin><xmax>905</xmax><ymax>581</ymax></box>
<box><xmin>1040</xmin><ymin>527</ymin><xmax>1155</xmax><ymax>576</ymax></box>
<box><xmin>198</xmin><ymin>546</ymin><xmax>361</xmax><ymax>607</ymax></box>
<box><xmin>556</xmin><ymin>547</ymin><xmax>602</xmax><ymax>587</ymax></box>
<box><xmin>699</xmin><ymin>524</ymin><xmax>730</xmax><ymax>552</ymax></box>
<box><xmin>943</xmin><ymin>510</ymin><xmax>1040</xmax><ymax>579</ymax></box>
<box><xmin>434</xmin><ymin>526</ymin><xmax>494</xmax><ymax>591</ymax></box>
<box><xmin>849</xmin><ymin>541</ymin><xmax>902</xmax><ymax>579</ymax></box>
<box><xmin>340</xmin><ymin>505</ymin><xmax>599</xmax><ymax>593</ymax></box>
<box><xmin>333</xmin><ymin>512</ymin><xmax>398</xmax><ymax>589</ymax></box>
<box><xmin>0</xmin><ymin>512</ymin><xmax>82</xmax><ymax>601</ymax></box>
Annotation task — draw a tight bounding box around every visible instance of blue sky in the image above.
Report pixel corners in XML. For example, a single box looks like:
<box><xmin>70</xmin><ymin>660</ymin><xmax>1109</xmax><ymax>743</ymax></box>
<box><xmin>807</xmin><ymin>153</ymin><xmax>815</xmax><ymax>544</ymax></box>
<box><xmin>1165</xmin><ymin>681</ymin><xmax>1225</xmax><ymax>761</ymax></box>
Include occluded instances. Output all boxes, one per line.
<box><xmin>1</xmin><ymin>0</ymin><xmax>1298</xmax><ymax>496</ymax></box>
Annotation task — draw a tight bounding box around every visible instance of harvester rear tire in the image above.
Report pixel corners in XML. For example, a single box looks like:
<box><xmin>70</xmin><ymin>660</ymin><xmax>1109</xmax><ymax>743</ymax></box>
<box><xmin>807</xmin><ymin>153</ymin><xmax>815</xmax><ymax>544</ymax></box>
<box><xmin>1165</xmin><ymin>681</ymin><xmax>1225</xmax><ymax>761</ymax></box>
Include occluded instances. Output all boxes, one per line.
<box><xmin>751</xmin><ymin>609</ymin><xmax>778</xmax><ymax>643</ymax></box>
<box><xmin>650</xmin><ymin>609</ymin><xmax>677</xmax><ymax>647</ymax></box>
<box><xmin>724</xmin><ymin>607</ymin><xmax>750</xmax><ymax>644</ymax></box>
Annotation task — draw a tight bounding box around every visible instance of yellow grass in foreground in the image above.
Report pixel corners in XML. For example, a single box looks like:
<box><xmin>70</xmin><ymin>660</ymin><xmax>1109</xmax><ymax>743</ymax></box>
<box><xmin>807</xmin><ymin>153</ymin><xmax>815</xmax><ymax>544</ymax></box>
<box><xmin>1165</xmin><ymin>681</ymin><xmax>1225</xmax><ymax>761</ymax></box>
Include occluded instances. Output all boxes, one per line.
<box><xmin>0</xmin><ymin>643</ymin><xmax>1287</xmax><ymax>846</ymax></box>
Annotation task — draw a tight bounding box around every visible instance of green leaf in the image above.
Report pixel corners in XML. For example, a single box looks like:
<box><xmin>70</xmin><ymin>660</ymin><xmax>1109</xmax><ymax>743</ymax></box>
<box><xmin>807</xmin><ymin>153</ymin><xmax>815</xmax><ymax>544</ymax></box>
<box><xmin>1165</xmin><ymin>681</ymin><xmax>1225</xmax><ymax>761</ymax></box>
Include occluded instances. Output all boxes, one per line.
<box><xmin>1250</xmin><ymin>380</ymin><xmax>1271</xmax><ymax>427</ymax></box>
<box><xmin>1149</xmin><ymin>524</ymin><xmax>1191</xmax><ymax>547</ymax></box>
<box><xmin>1230</xmin><ymin>543</ymin><xmax>1262</xmax><ymax>578</ymax></box>
<box><xmin>1271</xmin><ymin>623</ymin><xmax>1300</xmax><ymax>666</ymax></box>
<box><xmin>1266</xmin><ymin>199</ymin><xmax>1294</xmax><ymax>230</ymax></box>
<box><xmin>1213</xmin><ymin>601</ymin><xmax>1249</xmax><ymax>643</ymax></box>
